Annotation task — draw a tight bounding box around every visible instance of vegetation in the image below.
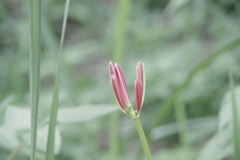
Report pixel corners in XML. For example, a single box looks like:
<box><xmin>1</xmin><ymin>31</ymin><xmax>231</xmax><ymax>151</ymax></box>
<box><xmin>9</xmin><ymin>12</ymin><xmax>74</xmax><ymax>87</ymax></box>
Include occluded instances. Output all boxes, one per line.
<box><xmin>0</xmin><ymin>0</ymin><xmax>240</xmax><ymax>159</ymax></box>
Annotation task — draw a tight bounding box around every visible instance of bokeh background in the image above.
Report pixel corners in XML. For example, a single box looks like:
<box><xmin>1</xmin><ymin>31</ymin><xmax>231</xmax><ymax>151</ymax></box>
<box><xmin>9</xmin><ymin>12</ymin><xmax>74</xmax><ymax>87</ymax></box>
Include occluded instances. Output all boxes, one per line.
<box><xmin>1</xmin><ymin>0</ymin><xmax>240</xmax><ymax>159</ymax></box>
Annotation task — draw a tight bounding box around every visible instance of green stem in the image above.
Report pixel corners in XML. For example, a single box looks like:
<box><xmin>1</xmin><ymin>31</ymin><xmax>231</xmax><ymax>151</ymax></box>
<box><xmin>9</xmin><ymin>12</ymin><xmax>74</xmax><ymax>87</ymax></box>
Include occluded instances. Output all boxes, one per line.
<box><xmin>134</xmin><ymin>118</ymin><xmax>152</xmax><ymax>160</ymax></box>
<box><xmin>29</xmin><ymin>0</ymin><xmax>41</xmax><ymax>159</ymax></box>
<box><xmin>45</xmin><ymin>0</ymin><xmax>70</xmax><ymax>159</ymax></box>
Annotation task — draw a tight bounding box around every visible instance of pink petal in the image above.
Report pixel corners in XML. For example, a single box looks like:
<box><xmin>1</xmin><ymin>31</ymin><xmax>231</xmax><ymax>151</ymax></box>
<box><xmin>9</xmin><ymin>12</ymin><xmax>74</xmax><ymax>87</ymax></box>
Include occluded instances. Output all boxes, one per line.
<box><xmin>136</xmin><ymin>61</ymin><xmax>145</xmax><ymax>108</ymax></box>
<box><xmin>109</xmin><ymin>61</ymin><xmax>115</xmax><ymax>76</ymax></box>
<box><xmin>111</xmin><ymin>75</ymin><xmax>126</xmax><ymax>110</ymax></box>
<box><xmin>135</xmin><ymin>80</ymin><xmax>143</xmax><ymax>112</ymax></box>
<box><xmin>114</xmin><ymin>63</ymin><xmax>131</xmax><ymax>103</ymax></box>
<box><xmin>136</xmin><ymin>61</ymin><xmax>144</xmax><ymax>86</ymax></box>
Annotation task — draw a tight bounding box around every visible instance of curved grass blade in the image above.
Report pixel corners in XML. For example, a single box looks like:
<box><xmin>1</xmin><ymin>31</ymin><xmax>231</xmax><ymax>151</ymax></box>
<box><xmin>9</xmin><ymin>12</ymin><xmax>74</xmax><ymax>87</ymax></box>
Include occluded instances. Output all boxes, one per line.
<box><xmin>28</xmin><ymin>0</ymin><xmax>41</xmax><ymax>159</ymax></box>
<box><xmin>45</xmin><ymin>0</ymin><xmax>70</xmax><ymax>159</ymax></box>
<box><xmin>229</xmin><ymin>71</ymin><xmax>240</xmax><ymax>160</ymax></box>
<box><xmin>150</xmin><ymin>38</ymin><xmax>240</xmax><ymax>131</ymax></box>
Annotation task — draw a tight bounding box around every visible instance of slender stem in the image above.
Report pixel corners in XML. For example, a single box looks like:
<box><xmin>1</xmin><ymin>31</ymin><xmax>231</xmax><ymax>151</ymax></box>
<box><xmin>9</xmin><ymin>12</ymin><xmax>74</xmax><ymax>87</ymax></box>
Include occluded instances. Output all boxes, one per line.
<box><xmin>134</xmin><ymin>118</ymin><xmax>152</xmax><ymax>160</ymax></box>
<box><xmin>45</xmin><ymin>0</ymin><xmax>70</xmax><ymax>159</ymax></box>
<box><xmin>29</xmin><ymin>0</ymin><xmax>41</xmax><ymax>159</ymax></box>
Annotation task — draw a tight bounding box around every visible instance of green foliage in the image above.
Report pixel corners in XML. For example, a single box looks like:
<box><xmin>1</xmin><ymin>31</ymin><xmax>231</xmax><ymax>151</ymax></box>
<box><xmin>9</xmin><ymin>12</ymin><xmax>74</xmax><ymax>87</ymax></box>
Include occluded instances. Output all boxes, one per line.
<box><xmin>1</xmin><ymin>0</ymin><xmax>240</xmax><ymax>159</ymax></box>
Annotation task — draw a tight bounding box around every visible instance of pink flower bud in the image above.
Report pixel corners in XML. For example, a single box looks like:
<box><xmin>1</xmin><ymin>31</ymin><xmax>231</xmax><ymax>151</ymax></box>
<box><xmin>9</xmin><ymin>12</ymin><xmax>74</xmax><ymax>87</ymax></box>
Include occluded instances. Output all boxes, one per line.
<box><xmin>109</xmin><ymin>61</ymin><xmax>131</xmax><ymax>111</ymax></box>
<box><xmin>109</xmin><ymin>61</ymin><xmax>145</xmax><ymax>116</ymax></box>
<box><xmin>135</xmin><ymin>62</ymin><xmax>145</xmax><ymax>112</ymax></box>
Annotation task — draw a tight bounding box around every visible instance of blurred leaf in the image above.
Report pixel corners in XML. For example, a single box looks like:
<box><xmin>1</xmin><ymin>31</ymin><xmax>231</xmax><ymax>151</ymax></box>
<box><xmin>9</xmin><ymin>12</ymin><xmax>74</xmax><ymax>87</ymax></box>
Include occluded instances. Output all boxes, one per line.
<box><xmin>151</xmin><ymin>116</ymin><xmax>217</xmax><ymax>142</ymax></box>
<box><xmin>197</xmin><ymin>128</ymin><xmax>233</xmax><ymax>160</ymax></box>
<box><xmin>154</xmin><ymin>147</ymin><xmax>197</xmax><ymax>160</ymax></box>
<box><xmin>198</xmin><ymin>85</ymin><xmax>240</xmax><ymax>160</ymax></box>
<box><xmin>4</xmin><ymin>106</ymin><xmax>30</xmax><ymax>130</ymax></box>
<box><xmin>0</xmin><ymin>96</ymin><xmax>14</xmax><ymax>113</ymax></box>
<box><xmin>218</xmin><ymin>86</ymin><xmax>240</xmax><ymax>131</ymax></box>
<box><xmin>23</xmin><ymin>125</ymin><xmax>61</xmax><ymax>154</ymax></box>
<box><xmin>165</xmin><ymin>0</ymin><xmax>191</xmax><ymax>14</ymax></box>
<box><xmin>57</xmin><ymin>105</ymin><xmax>118</xmax><ymax>124</ymax></box>
<box><xmin>0</xmin><ymin>125</ymin><xmax>20</xmax><ymax>150</ymax></box>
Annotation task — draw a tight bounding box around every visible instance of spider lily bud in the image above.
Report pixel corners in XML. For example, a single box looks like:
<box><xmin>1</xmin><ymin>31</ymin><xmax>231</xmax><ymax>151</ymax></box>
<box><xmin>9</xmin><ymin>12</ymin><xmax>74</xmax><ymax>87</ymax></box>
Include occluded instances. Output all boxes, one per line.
<box><xmin>135</xmin><ymin>62</ymin><xmax>145</xmax><ymax>112</ymax></box>
<box><xmin>109</xmin><ymin>61</ymin><xmax>146</xmax><ymax>119</ymax></box>
<box><xmin>109</xmin><ymin>62</ymin><xmax>131</xmax><ymax>112</ymax></box>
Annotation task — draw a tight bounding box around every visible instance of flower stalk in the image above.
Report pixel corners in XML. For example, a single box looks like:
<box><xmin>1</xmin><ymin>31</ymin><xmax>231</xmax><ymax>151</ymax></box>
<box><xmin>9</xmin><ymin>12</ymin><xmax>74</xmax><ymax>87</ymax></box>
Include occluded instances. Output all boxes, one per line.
<box><xmin>134</xmin><ymin>118</ymin><xmax>152</xmax><ymax>160</ymax></box>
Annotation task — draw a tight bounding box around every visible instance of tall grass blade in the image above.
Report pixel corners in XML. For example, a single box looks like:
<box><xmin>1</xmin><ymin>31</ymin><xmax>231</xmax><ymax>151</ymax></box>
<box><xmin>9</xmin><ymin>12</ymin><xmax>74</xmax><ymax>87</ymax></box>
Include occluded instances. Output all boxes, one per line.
<box><xmin>110</xmin><ymin>0</ymin><xmax>131</xmax><ymax>159</ymax></box>
<box><xmin>45</xmin><ymin>0</ymin><xmax>70</xmax><ymax>159</ymax></box>
<box><xmin>229</xmin><ymin>71</ymin><xmax>240</xmax><ymax>160</ymax></box>
<box><xmin>29</xmin><ymin>0</ymin><xmax>41</xmax><ymax>159</ymax></box>
<box><xmin>151</xmin><ymin>38</ymin><xmax>240</xmax><ymax>131</ymax></box>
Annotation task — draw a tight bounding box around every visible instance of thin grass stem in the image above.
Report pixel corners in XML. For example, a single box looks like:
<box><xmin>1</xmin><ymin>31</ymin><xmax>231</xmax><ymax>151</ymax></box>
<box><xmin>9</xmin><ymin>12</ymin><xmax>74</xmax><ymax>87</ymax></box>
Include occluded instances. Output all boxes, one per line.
<box><xmin>45</xmin><ymin>0</ymin><xmax>70</xmax><ymax>159</ymax></box>
<box><xmin>29</xmin><ymin>0</ymin><xmax>41</xmax><ymax>159</ymax></box>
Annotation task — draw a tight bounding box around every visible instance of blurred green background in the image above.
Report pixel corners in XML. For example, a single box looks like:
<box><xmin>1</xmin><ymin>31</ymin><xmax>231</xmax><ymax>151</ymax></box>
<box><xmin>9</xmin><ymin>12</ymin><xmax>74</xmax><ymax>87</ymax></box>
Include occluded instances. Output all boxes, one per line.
<box><xmin>1</xmin><ymin>0</ymin><xmax>240</xmax><ymax>159</ymax></box>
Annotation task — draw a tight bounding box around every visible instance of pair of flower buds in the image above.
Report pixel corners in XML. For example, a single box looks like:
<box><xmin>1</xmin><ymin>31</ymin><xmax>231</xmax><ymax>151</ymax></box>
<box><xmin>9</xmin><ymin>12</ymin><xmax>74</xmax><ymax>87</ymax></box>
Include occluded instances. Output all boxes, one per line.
<box><xmin>109</xmin><ymin>61</ymin><xmax>145</xmax><ymax>119</ymax></box>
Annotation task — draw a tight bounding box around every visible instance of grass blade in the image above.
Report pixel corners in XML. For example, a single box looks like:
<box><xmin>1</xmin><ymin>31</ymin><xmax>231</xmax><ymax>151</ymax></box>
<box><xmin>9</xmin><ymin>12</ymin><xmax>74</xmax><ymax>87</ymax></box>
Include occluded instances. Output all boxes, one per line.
<box><xmin>29</xmin><ymin>0</ymin><xmax>41</xmax><ymax>159</ymax></box>
<box><xmin>45</xmin><ymin>0</ymin><xmax>70</xmax><ymax>159</ymax></box>
<box><xmin>229</xmin><ymin>71</ymin><xmax>240</xmax><ymax>160</ymax></box>
<box><xmin>150</xmin><ymin>37</ymin><xmax>240</xmax><ymax>131</ymax></box>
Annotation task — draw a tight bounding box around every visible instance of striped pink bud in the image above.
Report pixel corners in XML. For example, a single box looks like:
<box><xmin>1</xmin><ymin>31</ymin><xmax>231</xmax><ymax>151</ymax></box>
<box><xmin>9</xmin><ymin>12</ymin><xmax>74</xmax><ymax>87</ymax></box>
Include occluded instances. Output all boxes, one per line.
<box><xmin>135</xmin><ymin>62</ymin><xmax>145</xmax><ymax>112</ymax></box>
<box><xmin>109</xmin><ymin>61</ymin><xmax>131</xmax><ymax>111</ymax></box>
<box><xmin>109</xmin><ymin>61</ymin><xmax>145</xmax><ymax>115</ymax></box>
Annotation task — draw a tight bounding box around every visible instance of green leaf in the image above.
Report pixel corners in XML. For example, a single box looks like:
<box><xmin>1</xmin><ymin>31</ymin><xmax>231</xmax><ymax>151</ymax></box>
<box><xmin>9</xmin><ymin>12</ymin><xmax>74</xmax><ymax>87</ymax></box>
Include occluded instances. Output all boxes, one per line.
<box><xmin>4</xmin><ymin>106</ymin><xmax>30</xmax><ymax>130</ymax></box>
<box><xmin>218</xmin><ymin>86</ymin><xmax>240</xmax><ymax>131</ymax></box>
<box><xmin>57</xmin><ymin>105</ymin><xmax>118</xmax><ymax>124</ymax></box>
<box><xmin>198</xmin><ymin>84</ymin><xmax>240</xmax><ymax>160</ymax></box>
<box><xmin>0</xmin><ymin>125</ymin><xmax>20</xmax><ymax>150</ymax></box>
<box><xmin>197</xmin><ymin>128</ymin><xmax>233</xmax><ymax>160</ymax></box>
<box><xmin>3</xmin><ymin>106</ymin><xmax>62</xmax><ymax>155</ymax></box>
<box><xmin>154</xmin><ymin>147</ymin><xmax>197</xmax><ymax>160</ymax></box>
